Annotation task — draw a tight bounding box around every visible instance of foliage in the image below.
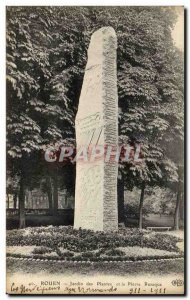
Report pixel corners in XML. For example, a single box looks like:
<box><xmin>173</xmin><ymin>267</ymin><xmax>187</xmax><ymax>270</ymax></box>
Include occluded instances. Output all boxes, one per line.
<box><xmin>7</xmin><ymin>226</ymin><xmax>181</xmax><ymax>253</ymax></box>
<box><xmin>6</xmin><ymin>7</ymin><xmax>184</xmax><ymax>215</ymax></box>
<box><xmin>125</xmin><ymin>202</ymin><xmax>149</xmax><ymax>218</ymax></box>
<box><xmin>56</xmin><ymin>248</ymin><xmax>74</xmax><ymax>258</ymax></box>
<box><xmin>7</xmin><ymin>250</ymin><xmax>182</xmax><ymax>262</ymax></box>
<box><xmin>125</xmin><ymin>186</ymin><xmax>176</xmax><ymax>215</ymax></box>
<box><xmin>105</xmin><ymin>248</ymin><xmax>125</xmax><ymax>256</ymax></box>
<box><xmin>32</xmin><ymin>246</ymin><xmax>52</xmax><ymax>255</ymax></box>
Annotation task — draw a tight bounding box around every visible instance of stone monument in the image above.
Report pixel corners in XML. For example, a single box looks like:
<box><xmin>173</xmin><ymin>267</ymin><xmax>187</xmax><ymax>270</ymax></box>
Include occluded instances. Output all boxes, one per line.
<box><xmin>74</xmin><ymin>27</ymin><xmax>118</xmax><ymax>231</ymax></box>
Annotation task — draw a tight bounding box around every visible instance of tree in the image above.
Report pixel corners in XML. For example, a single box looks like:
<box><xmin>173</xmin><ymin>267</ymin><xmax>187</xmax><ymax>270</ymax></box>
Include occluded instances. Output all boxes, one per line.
<box><xmin>7</xmin><ymin>7</ymin><xmax>183</xmax><ymax>229</ymax></box>
<box><xmin>115</xmin><ymin>8</ymin><xmax>183</xmax><ymax>228</ymax></box>
<box><xmin>6</xmin><ymin>7</ymin><xmax>75</xmax><ymax>227</ymax></box>
<box><xmin>7</xmin><ymin>7</ymin><xmax>92</xmax><ymax>226</ymax></box>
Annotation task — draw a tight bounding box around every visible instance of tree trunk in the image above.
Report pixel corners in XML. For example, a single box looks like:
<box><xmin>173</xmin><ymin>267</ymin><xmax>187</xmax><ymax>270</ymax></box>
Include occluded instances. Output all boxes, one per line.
<box><xmin>53</xmin><ymin>171</ymin><xmax>58</xmax><ymax>216</ymax></box>
<box><xmin>65</xmin><ymin>192</ymin><xmax>68</xmax><ymax>208</ymax></box>
<box><xmin>13</xmin><ymin>193</ymin><xmax>17</xmax><ymax>209</ymax></box>
<box><xmin>19</xmin><ymin>174</ymin><xmax>25</xmax><ymax>228</ymax></box>
<box><xmin>179</xmin><ymin>193</ymin><xmax>184</xmax><ymax>226</ymax></box>
<box><xmin>139</xmin><ymin>182</ymin><xmax>145</xmax><ymax>230</ymax></box>
<box><xmin>174</xmin><ymin>191</ymin><xmax>181</xmax><ymax>230</ymax></box>
<box><xmin>46</xmin><ymin>176</ymin><xmax>53</xmax><ymax>214</ymax></box>
<box><xmin>7</xmin><ymin>194</ymin><xmax>9</xmax><ymax>209</ymax></box>
<box><xmin>117</xmin><ymin>176</ymin><xmax>125</xmax><ymax>225</ymax></box>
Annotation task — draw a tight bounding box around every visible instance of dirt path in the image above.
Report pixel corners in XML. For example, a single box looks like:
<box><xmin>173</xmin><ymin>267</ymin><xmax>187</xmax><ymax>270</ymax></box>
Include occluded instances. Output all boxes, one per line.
<box><xmin>7</xmin><ymin>256</ymin><xmax>184</xmax><ymax>276</ymax></box>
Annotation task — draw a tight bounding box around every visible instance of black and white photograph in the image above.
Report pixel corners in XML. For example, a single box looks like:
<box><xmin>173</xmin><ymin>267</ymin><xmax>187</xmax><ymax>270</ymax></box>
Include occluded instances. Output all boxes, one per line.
<box><xmin>5</xmin><ymin>5</ymin><xmax>184</xmax><ymax>295</ymax></box>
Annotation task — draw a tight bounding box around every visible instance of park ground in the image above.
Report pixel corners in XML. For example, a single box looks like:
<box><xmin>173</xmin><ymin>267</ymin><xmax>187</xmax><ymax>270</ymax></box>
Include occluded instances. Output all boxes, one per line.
<box><xmin>6</xmin><ymin>226</ymin><xmax>184</xmax><ymax>295</ymax></box>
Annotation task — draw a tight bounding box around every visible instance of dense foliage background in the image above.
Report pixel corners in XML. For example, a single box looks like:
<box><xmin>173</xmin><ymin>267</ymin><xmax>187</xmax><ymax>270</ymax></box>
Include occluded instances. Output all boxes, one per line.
<box><xmin>6</xmin><ymin>6</ymin><xmax>184</xmax><ymax>229</ymax></box>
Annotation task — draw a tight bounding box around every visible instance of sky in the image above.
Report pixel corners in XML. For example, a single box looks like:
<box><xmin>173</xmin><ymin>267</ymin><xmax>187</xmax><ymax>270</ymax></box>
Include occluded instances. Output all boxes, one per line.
<box><xmin>172</xmin><ymin>6</ymin><xmax>184</xmax><ymax>51</ymax></box>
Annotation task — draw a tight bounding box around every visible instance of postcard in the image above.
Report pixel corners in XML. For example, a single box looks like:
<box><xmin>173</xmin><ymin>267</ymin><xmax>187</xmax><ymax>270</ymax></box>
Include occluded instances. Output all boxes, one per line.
<box><xmin>6</xmin><ymin>6</ymin><xmax>184</xmax><ymax>295</ymax></box>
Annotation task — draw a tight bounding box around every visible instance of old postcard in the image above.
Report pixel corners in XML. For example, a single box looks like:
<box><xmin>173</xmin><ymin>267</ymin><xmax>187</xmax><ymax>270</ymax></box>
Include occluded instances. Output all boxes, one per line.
<box><xmin>6</xmin><ymin>6</ymin><xmax>184</xmax><ymax>295</ymax></box>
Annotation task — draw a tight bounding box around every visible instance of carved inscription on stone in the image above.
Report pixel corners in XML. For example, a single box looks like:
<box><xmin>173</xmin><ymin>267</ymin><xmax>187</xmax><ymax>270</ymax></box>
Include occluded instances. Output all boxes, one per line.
<box><xmin>74</xmin><ymin>27</ymin><xmax>118</xmax><ymax>231</ymax></box>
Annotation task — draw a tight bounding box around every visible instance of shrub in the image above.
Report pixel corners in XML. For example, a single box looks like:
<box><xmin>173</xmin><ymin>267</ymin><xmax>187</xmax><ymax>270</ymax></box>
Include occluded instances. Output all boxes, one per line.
<box><xmin>56</xmin><ymin>248</ymin><xmax>74</xmax><ymax>258</ymax></box>
<box><xmin>7</xmin><ymin>226</ymin><xmax>181</xmax><ymax>253</ymax></box>
<box><xmin>81</xmin><ymin>251</ymin><xmax>94</xmax><ymax>258</ymax></box>
<box><xmin>142</xmin><ymin>234</ymin><xmax>180</xmax><ymax>252</ymax></box>
<box><xmin>105</xmin><ymin>248</ymin><xmax>125</xmax><ymax>256</ymax></box>
<box><xmin>32</xmin><ymin>246</ymin><xmax>52</xmax><ymax>255</ymax></box>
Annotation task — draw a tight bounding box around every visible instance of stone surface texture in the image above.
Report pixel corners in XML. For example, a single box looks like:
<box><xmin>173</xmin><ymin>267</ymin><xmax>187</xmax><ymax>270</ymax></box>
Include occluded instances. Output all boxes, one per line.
<box><xmin>74</xmin><ymin>27</ymin><xmax>118</xmax><ymax>231</ymax></box>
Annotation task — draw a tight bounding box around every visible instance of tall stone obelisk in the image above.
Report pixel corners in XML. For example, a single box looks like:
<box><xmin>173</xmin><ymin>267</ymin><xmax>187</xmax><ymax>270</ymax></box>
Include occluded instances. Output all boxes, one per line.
<box><xmin>74</xmin><ymin>27</ymin><xmax>118</xmax><ymax>231</ymax></box>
